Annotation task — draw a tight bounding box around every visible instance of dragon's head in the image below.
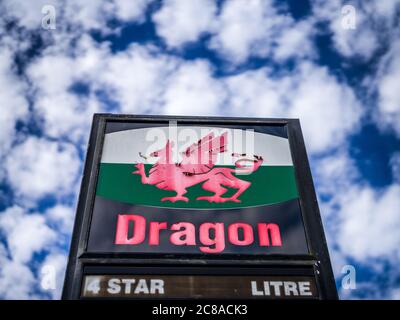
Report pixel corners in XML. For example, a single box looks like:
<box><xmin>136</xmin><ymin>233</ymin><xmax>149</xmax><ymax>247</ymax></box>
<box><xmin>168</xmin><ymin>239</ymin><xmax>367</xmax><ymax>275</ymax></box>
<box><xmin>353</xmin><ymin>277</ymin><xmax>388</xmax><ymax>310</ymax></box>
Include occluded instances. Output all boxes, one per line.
<box><xmin>148</xmin><ymin>140</ymin><xmax>174</xmax><ymax>164</ymax></box>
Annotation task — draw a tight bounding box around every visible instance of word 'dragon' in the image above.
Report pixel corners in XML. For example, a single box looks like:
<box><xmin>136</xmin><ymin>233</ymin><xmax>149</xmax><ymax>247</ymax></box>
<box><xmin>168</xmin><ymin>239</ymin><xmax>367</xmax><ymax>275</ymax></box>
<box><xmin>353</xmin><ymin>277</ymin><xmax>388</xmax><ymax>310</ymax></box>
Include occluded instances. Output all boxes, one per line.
<box><xmin>133</xmin><ymin>132</ymin><xmax>263</xmax><ymax>203</ymax></box>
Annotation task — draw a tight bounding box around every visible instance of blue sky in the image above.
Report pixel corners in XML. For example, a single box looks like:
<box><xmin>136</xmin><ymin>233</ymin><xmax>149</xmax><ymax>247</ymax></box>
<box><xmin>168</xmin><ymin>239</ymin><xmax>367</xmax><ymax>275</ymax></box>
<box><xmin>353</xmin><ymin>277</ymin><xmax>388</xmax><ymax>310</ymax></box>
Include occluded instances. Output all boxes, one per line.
<box><xmin>0</xmin><ymin>0</ymin><xmax>399</xmax><ymax>299</ymax></box>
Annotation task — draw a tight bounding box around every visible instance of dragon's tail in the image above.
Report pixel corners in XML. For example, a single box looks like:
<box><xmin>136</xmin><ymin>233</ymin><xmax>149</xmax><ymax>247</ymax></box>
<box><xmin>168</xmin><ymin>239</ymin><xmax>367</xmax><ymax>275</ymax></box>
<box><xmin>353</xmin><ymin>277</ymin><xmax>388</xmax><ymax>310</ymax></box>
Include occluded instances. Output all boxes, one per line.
<box><xmin>232</xmin><ymin>153</ymin><xmax>263</xmax><ymax>174</ymax></box>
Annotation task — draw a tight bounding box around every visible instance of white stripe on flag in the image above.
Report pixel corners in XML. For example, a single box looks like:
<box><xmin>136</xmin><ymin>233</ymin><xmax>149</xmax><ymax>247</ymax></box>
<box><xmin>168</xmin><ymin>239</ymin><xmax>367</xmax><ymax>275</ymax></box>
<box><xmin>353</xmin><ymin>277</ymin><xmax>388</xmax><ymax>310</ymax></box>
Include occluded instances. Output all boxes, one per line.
<box><xmin>100</xmin><ymin>127</ymin><xmax>293</xmax><ymax>166</ymax></box>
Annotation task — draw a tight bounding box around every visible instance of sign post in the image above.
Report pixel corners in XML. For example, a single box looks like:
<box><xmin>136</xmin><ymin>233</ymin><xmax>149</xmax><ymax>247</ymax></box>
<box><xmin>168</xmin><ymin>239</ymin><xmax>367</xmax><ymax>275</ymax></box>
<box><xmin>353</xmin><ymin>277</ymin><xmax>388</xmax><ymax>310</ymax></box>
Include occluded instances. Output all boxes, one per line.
<box><xmin>62</xmin><ymin>114</ymin><xmax>338</xmax><ymax>300</ymax></box>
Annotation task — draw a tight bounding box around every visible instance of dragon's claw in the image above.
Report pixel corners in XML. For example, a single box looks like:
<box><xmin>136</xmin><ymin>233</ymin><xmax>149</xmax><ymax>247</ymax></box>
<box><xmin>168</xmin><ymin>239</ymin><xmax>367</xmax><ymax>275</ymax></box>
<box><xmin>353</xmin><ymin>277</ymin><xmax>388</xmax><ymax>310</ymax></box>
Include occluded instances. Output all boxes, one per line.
<box><xmin>196</xmin><ymin>196</ymin><xmax>237</xmax><ymax>203</ymax></box>
<box><xmin>132</xmin><ymin>163</ymin><xmax>144</xmax><ymax>174</ymax></box>
<box><xmin>196</xmin><ymin>196</ymin><xmax>242</xmax><ymax>203</ymax></box>
<box><xmin>161</xmin><ymin>196</ymin><xmax>189</xmax><ymax>203</ymax></box>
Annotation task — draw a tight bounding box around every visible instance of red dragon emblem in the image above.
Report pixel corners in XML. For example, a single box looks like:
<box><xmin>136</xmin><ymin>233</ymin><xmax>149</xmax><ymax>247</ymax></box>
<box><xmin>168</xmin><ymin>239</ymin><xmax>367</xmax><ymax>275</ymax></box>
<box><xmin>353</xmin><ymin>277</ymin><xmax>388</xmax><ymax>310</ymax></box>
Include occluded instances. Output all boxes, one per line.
<box><xmin>132</xmin><ymin>132</ymin><xmax>263</xmax><ymax>203</ymax></box>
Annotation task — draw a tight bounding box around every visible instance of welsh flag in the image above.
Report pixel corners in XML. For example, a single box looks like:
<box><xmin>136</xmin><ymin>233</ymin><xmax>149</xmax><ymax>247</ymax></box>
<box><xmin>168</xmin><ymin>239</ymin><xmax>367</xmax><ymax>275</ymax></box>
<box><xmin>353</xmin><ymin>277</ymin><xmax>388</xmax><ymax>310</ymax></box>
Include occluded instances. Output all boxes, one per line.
<box><xmin>96</xmin><ymin>126</ymin><xmax>299</xmax><ymax>209</ymax></box>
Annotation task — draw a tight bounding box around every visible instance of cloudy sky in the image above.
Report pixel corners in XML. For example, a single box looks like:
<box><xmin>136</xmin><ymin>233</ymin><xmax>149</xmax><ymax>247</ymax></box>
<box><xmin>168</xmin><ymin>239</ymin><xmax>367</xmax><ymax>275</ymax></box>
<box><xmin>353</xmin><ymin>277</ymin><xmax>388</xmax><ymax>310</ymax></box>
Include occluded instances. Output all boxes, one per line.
<box><xmin>0</xmin><ymin>0</ymin><xmax>399</xmax><ymax>300</ymax></box>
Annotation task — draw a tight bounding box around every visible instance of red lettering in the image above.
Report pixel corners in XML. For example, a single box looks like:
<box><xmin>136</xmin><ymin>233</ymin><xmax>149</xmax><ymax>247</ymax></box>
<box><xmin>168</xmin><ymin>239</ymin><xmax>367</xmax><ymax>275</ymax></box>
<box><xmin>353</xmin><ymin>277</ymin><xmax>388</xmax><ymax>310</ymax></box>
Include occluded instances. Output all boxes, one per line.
<box><xmin>228</xmin><ymin>222</ymin><xmax>254</xmax><ymax>245</ymax></box>
<box><xmin>114</xmin><ymin>214</ymin><xmax>283</xmax><ymax>252</ymax></box>
<box><xmin>115</xmin><ymin>214</ymin><xmax>145</xmax><ymax>245</ymax></box>
<box><xmin>170</xmin><ymin>222</ymin><xmax>196</xmax><ymax>245</ymax></box>
<box><xmin>258</xmin><ymin>223</ymin><xmax>282</xmax><ymax>246</ymax></box>
<box><xmin>199</xmin><ymin>222</ymin><xmax>225</xmax><ymax>253</ymax></box>
<box><xmin>149</xmin><ymin>222</ymin><xmax>167</xmax><ymax>245</ymax></box>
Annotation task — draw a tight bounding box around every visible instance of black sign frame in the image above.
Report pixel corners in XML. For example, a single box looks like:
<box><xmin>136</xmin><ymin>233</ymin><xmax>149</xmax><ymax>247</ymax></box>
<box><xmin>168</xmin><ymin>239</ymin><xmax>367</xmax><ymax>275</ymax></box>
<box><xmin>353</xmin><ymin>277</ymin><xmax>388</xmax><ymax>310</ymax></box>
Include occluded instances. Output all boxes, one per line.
<box><xmin>62</xmin><ymin>114</ymin><xmax>338</xmax><ymax>300</ymax></box>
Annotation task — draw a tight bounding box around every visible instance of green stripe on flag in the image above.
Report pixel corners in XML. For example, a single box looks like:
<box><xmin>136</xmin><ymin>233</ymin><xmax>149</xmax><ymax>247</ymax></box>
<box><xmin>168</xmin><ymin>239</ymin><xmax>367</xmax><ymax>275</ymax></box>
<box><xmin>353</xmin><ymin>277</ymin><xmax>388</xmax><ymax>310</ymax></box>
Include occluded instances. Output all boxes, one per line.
<box><xmin>96</xmin><ymin>163</ymin><xmax>299</xmax><ymax>209</ymax></box>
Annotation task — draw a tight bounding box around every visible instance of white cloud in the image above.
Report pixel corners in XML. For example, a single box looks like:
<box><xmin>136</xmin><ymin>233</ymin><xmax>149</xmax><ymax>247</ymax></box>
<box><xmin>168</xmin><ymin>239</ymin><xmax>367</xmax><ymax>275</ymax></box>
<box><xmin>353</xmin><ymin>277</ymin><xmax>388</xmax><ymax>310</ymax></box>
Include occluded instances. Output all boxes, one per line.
<box><xmin>63</xmin><ymin>0</ymin><xmax>152</xmax><ymax>33</ymax></box>
<box><xmin>306</xmin><ymin>144</ymin><xmax>400</xmax><ymax>300</ymax></box>
<box><xmin>112</xmin><ymin>0</ymin><xmax>152</xmax><ymax>23</ymax></box>
<box><xmin>225</xmin><ymin>68</ymin><xmax>287</xmax><ymax>116</ymax></box>
<box><xmin>375</xmin><ymin>43</ymin><xmax>400</xmax><ymax>137</ymax></box>
<box><xmin>0</xmin><ymin>205</ymin><xmax>71</xmax><ymax>299</ymax></box>
<box><xmin>312</xmin><ymin>0</ymin><xmax>400</xmax><ymax>60</ymax></box>
<box><xmin>0</xmin><ymin>49</ymin><xmax>29</xmax><ymax>157</ymax></box>
<box><xmin>27</xmin><ymin>37</ymin><xmax>226</xmax><ymax>134</ymax></box>
<box><xmin>330</xmin><ymin>12</ymin><xmax>378</xmax><ymax>60</ymax></box>
<box><xmin>311</xmin><ymin>151</ymin><xmax>358</xmax><ymax>275</ymax></box>
<box><xmin>152</xmin><ymin>0</ymin><xmax>316</xmax><ymax>63</ymax></box>
<box><xmin>312</xmin><ymin>0</ymin><xmax>400</xmax><ymax>143</ymax></box>
<box><xmin>46</xmin><ymin>205</ymin><xmax>75</xmax><ymax>235</ymax></box>
<box><xmin>337</xmin><ymin>184</ymin><xmax>400</xmax><ymax>262</ymax></box>
<box><xmin>209</xmin><ymin>0</ymin><xmax>314</xmax><ymax>63</ymax></box>
<box><xmin>313</xmin><ymin>150</ymin><xmax>359</xmax><ymax>199</ymax></box>
<box><xmin>327</xmin><ymin>247</ymin><xmax>348</xmax><ymax>280</ymax></box>
<box><xmin>378</xmin><ymin>53</ymin><xmax>400</xmax><ymax>114</ymax></box>
<box><xmin>389</xmin><ymin>288</ymin><xmax>400</xmax><ymax>300</ymax></box>
<box><xmin>224</xmin><ymin>62</ymin><xmax>362</xmax><ymax>153</ymax></box>
<box><xmin>26</xmin><ymin>36</ymin><xmax>107</xmax><ymax>142</ymax></box>
<box><xmin>312</xmin><ymin>151</ymin><xmax>400</xmax><ymax>299</ymax></box>
<box><xmin>99</xmin><ymin>44</ymin><xmax>177</xmax><ymax>113</ymax></box>
<box><xmin>1</xmin><ymin>0</ymin><xmax>151</xmax><ymax>32</ymax></box>
<box><xmin>40</xmin><ymin>252</ymin><xmax>68</xmax><ymax>299</ymax></box>
<box><xmin>0</xmin><ymin>206</ymin><xmax>57</xmax><ymax>263</ymax></box>
<box><xmin>0</xmin><ymin>0</ymin><xmax>61</xmax><ymax>30</ymax></box>
<box><xmin>0</xmin><ymin>250</ymin><xmax>37</xmax><ymax>299</ymax></box>
<box><xmin>390</xmin><ymin>152</ymin><xmax>400</xmax><ymax>183</ymax></box>
<box><xmin>5</xmin><ymin>137</ymin><xmax>80</xmax><ymax>203</ymax></box>
<box><xmin>287</xmin><ymin>62</ymin><xmax>362</xmax><ymax>153</ymax></box>
<box><xmin>210</xmin><ymin>0</ymin><xmax>276</xmax><ymax>62</ymax></box>
<box><xmin>162</xmin><ymin>60</ymin><xmax>226</xmax><ymax>115</ymax></box>
<box><xmin>28</xmin><ymin>54</ymin><xmax>75</xmax><ymax>94</ymax></box>
<box><xmin>274</xmin><ymin>20</ymin><xmax>315</xmax><ymax>61</ymax></box>
<box><xmin>153</xmin><ymin>0</ymin><xmax>216</xmax><ymax>48</ymax></box>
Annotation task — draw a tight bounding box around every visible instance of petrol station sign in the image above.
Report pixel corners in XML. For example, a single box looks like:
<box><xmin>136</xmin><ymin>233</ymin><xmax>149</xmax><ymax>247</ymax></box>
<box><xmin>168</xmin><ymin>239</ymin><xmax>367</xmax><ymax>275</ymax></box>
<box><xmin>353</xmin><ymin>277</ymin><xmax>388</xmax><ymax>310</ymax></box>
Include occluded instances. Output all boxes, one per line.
<box><xmin>62</xmin><ymin>114</ymin><xmax>337</xmax><ymax>300</ymax></box>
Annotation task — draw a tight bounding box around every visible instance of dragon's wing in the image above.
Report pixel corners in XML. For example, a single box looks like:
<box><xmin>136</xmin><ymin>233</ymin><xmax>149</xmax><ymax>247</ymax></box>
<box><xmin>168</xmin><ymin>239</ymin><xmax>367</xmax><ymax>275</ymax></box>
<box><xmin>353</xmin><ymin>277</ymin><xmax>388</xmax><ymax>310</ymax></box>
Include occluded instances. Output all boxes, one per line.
<box><xmin>179</xmin><ymin>131</ymin><xmax>228</xmax><ymax>175</ymax></box>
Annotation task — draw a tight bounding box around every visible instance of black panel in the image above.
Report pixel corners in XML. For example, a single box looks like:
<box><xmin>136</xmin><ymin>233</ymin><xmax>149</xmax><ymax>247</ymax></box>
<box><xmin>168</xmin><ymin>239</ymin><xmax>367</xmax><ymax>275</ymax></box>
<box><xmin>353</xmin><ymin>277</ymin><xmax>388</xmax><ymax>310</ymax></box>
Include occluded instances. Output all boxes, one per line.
<box><xmin>87</xmin><ymin>197</ymin><xmax>308</xmax><ymax>255</ymax></box>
